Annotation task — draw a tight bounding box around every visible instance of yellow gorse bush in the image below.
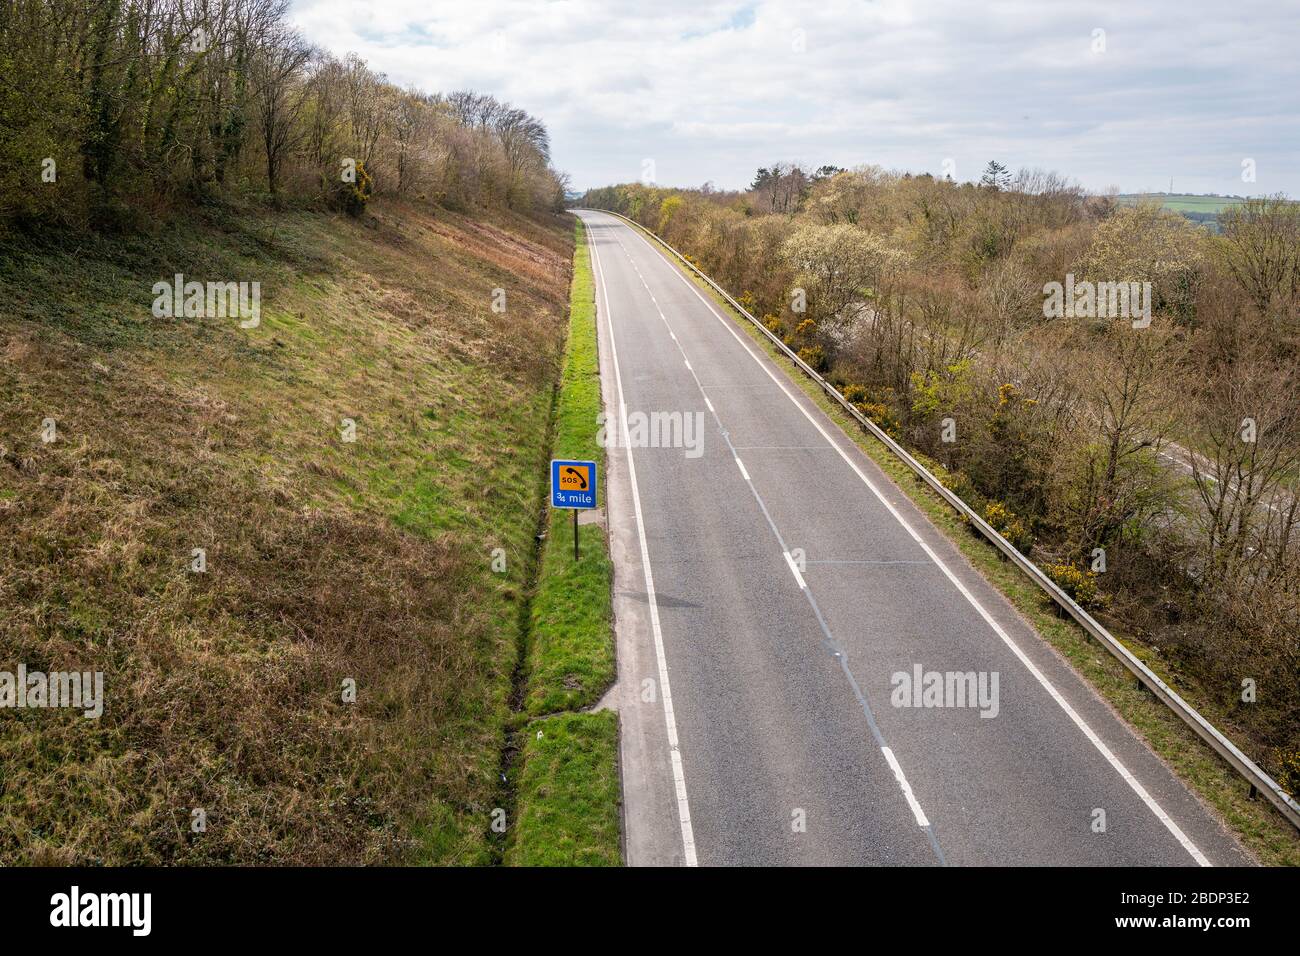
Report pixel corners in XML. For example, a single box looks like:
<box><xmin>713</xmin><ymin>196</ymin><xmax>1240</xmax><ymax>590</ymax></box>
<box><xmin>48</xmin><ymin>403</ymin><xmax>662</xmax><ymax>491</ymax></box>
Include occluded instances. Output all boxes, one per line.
<box><xmin>1044</xmin><ymin>563</ymin><xmax>1100</xmax><ymax>608</ymax></box>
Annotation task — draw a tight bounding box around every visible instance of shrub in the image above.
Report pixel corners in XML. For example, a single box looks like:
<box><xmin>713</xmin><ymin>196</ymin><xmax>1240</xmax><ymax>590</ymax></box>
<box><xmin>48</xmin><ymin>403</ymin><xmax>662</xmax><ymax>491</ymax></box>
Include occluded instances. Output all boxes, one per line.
<box><xmin>940</xmin><ymin>468</ymin><xmax>978</xmax><ymax>504</ymax></box>
<box><xmin>857</xmin><ymin>401</ymin><xmax>902</xmax><ymax>439</ymax></box>
<box><xmin>839</xmin><ymin>384</ymin><xmax>902</xmax><ymax>436</ymax></box>
<box><xmin>797</xmin><ymin>345</ymin><xmax>827</xmax><ymax>371</ymax></box>
<box><xmin>984</xmin><ymin>501</ymin><xmax>1034</xmax><ymax>553</ymax></box>
<box><xmin>1045</xmin><ymin>563</ymin><xmax>1100</xmax><ymax>607</ymax></box>
<box><xmin>1274</xmin><ymin>746</ymin><xmax>1300</xmax><ymax>796</ymax></box>
<box><xmin>334</xmin><ymin>160</ymin><xmax>374</xmax><ymax>217</ymax></box>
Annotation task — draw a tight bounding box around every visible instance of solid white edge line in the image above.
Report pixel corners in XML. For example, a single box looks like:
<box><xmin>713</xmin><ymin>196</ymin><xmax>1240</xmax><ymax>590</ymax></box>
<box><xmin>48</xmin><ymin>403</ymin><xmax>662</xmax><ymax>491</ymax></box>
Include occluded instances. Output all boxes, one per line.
<box><xmin>782</xmin><ymin>551</ymin><xmax>807</xmax><ymax>591</ymax></box>
<box><xmin>586</xmin><ymin>217</ymin><xmax>699</xmax><ymax>867</ymax></box>
<box><xmin>882</xmin><ymin>746</ymin><xmax>930</xmax><ymax>827</ymax></box>
<box><xmin>619</xmin><ymin>217</ymin><xmax>1212</xmax><ymax>867</ymax></box>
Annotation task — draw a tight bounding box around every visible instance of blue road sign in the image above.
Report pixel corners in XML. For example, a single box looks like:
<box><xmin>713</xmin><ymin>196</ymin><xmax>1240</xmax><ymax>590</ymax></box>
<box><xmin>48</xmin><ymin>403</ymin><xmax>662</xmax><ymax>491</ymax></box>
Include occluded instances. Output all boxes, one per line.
<box><xmin>551</xmin><ymin>459</ymin><xmax>597</xmax><ymax>509</ymax></box>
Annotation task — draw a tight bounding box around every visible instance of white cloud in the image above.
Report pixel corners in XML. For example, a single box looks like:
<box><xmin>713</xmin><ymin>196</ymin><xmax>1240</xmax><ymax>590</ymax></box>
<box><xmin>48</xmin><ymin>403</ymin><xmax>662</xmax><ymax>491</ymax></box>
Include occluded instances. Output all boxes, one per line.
<box><xmin>288</xmin><ymin>0</ymin><xmax>1300</xmax><ymax>195</ymax></box>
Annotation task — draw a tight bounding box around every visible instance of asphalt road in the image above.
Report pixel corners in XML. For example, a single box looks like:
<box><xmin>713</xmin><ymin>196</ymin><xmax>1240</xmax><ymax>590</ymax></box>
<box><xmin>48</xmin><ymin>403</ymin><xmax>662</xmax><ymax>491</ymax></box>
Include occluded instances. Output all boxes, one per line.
<box><xmin>578</xmin><ymin>210</ymin><xmax>1250</xmax><ymax>867</ymax></box>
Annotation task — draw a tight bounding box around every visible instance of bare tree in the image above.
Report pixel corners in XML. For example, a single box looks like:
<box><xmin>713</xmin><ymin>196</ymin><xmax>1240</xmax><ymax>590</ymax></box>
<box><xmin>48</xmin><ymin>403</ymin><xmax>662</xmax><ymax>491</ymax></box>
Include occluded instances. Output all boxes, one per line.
<box><xmin>1187</xmin><ymin>348</ymin><xmax>1300</xmax><ymax>582</ymax></box>
<box><xmin>389</xmin><ymin>88</ymin><xmax>432</xmax><ymax>195</ymax></box>
<box><xmin>343</xmin><ymin>52</ymin><xmax>386</xmax><ymax>167</ymax></box>
<box><xmin>1056</xmin><ymin>325</ymin><xmax>1180</xmax><ymax>553</ymax></box>
<box><xmin>1218</xmin><ymin>196</ymin><xmax>1300</xmax><ymax>319</ymax></box>
<box><xmin>495</xmin><ymin>106</ymin><xmax>549</xmax><ymax>207</ymax></box>
<box><xmin>250</xmin><ymin>25</ymin><xmax>308</xmax><ymax>196</ymax></box>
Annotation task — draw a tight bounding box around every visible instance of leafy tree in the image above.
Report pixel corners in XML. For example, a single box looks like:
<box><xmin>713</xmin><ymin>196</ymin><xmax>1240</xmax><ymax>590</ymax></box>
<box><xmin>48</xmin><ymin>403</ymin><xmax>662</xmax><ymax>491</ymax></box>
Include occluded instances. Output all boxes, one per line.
<box><xmin>781</xmin><ymin>222</ymin><xmax>907</xmax><ymax>320</ymax></box>
<box><xmin>1082</xmin><ymin>202</ymin><xmax>1204</xmax><ymax>317</ymax></box>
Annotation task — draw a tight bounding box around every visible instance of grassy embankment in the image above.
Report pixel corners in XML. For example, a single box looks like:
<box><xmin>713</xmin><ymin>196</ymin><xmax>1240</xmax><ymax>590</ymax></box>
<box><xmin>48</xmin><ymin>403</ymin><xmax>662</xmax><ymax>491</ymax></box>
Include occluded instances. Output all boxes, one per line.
<box><xmin>505</xmin><ymin>219</ymin><xmax>620</xmax><ymax>866</ymax></box>
<box><xmin>0</xmin><ymin>198</ymin><xmax>573</xmax><ymax>864</ymax></box>
<box><xmin>621</xmin><ymin>217</ymin><xmax>1300</xmax><ymax>867</ymax></box>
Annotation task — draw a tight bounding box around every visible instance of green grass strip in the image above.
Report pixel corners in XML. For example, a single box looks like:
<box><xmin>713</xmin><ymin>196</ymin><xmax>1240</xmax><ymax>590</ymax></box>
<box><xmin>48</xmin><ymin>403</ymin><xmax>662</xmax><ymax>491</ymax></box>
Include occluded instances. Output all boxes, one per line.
<box><xmin>505</xmin><ymin>711</ymin><xmax>621</xmax><ymax>866</ymax></box>
<box><xmin>508</xmin><ymin>218</ymin><xmax>622</xmax><ymax>866</ymax></box>
<box><xmin>524</xmin><ymin>219</ymin><xmax>616</xmax><ymax>716</ymax></box>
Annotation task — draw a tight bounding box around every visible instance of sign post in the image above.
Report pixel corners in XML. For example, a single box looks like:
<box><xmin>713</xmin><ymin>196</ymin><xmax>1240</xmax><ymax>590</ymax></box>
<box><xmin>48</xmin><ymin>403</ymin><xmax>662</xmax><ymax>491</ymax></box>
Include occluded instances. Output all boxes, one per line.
<box><xmin>550</xmin><ymin>459</ymin><xmax>597</xmax><ymax>561</ymax></box>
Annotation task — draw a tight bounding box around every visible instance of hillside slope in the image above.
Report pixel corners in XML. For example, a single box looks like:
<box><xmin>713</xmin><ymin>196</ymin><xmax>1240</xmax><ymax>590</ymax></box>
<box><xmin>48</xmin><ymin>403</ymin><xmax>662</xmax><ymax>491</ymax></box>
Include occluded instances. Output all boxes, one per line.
<box><xmin>0</xmin><ymin>200</ymin><xmax>572</xmax><ymax>864</ymax></box>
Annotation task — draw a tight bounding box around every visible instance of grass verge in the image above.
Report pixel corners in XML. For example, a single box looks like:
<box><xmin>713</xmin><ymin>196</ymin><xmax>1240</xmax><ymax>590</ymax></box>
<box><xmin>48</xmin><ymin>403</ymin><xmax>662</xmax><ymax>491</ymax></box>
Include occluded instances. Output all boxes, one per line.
<box><xmin>505</xmin><ymin>711</ymin><xmax>621</xmax><ymax>866</ymax></box>
<box><xmin>625</xmin><ymin>217</ymin><xmax>1300</xmax><ymax>867</ymax></box>
<box><xmin>523</xmin><ymin>220</ymin><xmax>616</xmax><ymax>715</ymax></box>
<box><xmin>506</xmin><ymin>219</ymin><xmax>621</xmax><ymax>865</ymax></box>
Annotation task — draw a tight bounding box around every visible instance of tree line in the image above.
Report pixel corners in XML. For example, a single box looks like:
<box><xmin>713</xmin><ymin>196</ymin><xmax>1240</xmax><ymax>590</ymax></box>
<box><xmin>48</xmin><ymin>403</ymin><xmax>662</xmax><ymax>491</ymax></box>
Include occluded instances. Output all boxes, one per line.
<box><xmin>583</xmin><ymin>167</ymin><xmax>1300</xmax><ymax>789</ymax></box>
<box><xmin>0</xmin><ymin>0</ymin><xmax>567</xmax><ymax>229</ymax></box>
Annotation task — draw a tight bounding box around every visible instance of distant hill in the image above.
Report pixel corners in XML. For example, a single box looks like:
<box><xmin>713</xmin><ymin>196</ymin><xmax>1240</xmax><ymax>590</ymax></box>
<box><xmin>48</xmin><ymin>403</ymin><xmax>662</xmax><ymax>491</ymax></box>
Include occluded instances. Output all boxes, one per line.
<box><xmin>1116</xmin><ymin>193</ymin><xmax>1249</xmax><ymax>232</ymax></box>
<box><xmin>1118</xmin><ymin>193</ymin><xmax>1248</xmax><ymax>212</ymax></box>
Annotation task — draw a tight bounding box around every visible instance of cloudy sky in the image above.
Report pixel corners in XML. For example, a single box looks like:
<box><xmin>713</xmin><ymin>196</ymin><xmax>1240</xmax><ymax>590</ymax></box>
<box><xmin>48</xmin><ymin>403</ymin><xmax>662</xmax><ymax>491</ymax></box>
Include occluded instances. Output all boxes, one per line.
<box><xmin>288</xmin><ymin>0</ymin><xmax>1299</xmax><ymax>196</ymax></box>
